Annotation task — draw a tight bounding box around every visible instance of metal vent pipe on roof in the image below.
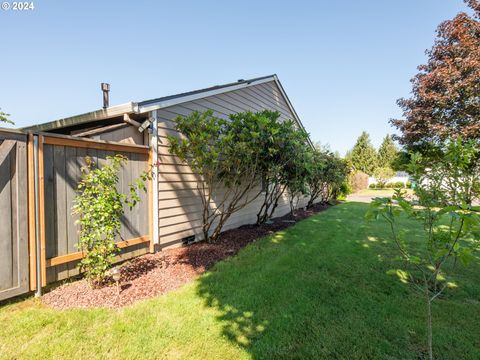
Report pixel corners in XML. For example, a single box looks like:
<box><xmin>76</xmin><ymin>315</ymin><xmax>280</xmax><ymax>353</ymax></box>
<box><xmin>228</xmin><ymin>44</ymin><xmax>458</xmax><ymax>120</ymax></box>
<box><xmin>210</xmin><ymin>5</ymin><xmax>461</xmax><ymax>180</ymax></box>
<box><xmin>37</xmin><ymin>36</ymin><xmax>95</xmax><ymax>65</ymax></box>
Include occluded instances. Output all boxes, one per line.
<box><xmin>101</xmin><ymin>83</ymin><xmax>110</xmax><ymax>109</ymax></box>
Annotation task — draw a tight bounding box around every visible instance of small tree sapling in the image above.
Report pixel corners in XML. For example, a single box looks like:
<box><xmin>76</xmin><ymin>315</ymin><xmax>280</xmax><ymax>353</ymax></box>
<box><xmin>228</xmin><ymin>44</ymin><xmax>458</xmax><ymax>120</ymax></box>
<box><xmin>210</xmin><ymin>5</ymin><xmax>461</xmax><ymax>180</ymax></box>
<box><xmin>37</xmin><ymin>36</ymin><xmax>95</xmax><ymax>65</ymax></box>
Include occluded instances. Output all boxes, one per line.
<box><xmin>367</xmin><ymin>139</ymin><xmax>480</xmax><ymax>360</ymax></box>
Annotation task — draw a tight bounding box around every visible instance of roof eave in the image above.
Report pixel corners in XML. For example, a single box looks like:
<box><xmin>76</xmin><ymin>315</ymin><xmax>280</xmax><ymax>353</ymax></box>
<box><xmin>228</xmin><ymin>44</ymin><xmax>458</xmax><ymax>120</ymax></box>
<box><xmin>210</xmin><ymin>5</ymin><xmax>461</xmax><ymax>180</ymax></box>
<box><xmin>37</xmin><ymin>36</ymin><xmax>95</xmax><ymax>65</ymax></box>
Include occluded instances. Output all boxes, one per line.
<box><xmin>271</xmin><ymin>75</ymin><xmax>314</xmax><ymax>148</ymax></box>
<box><xmin>136</xmin><ymin>74</ymin><xmax>314</xmax><ymax>149</ymax></box>
<box><xmin>22</xmin><ymin>102</ymin><xmax>136</xmax><ymax>132</ymax></box>
<box><xmin>136</xmin><ymin>76</ymin><xmax>276</xmax><ymax>113</ymax></box>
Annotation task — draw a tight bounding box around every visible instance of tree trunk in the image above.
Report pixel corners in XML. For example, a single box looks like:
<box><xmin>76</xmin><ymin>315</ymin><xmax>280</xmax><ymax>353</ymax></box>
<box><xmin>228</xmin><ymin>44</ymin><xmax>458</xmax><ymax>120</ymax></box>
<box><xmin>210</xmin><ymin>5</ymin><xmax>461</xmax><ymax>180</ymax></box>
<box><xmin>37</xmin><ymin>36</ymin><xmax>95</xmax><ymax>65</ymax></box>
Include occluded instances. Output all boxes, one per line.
<box><xmin>257</xmin><ymin>183</ymin><xmax>284</xmax><ymax>225</ymax></box>
<box><xmin>210</xmin><ymin>212</ymin><xmax>231</xmax><ymax>242</ymax></box>
<box><xmin>268</xmin><ymin>188</ymin><xmax>284</xmax><ymax>219</ymax></box>
<box><xmin>425</xmin><ymin>281</ymin><xmax>433</xmax><ymax>360</ymax></box>
<box><xmin>256</xmin><ymin>190</ymin><xmax>270</xmax><ymax>225</ymax></box>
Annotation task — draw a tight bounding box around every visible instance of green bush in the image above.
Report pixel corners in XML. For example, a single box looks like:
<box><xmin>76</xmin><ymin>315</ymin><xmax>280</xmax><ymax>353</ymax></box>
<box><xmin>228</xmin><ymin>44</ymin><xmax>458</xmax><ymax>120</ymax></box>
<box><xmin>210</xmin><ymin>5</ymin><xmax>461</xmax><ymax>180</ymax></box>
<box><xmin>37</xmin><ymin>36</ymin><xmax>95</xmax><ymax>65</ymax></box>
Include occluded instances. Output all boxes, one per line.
<box><xmin>73</xmin><ymin>155</ymin><xmax>150</xmax><ymax>286</ymax></box>
<box><xmin>369</xmin><ymin>183</ymin><xmax>376</xmax><ymax>189</ymax></box>
<box><xmin>348</xmin><ymin>170</ymin><xmax>369</xmax><ymax>193</ymax></box>
<box><xmin>169</xmin><ymin>110</ymin><xmax>331</xmax><ymax>237</ymax></box>
<box><xmin>339</xmin><ymin>181</ymin><xmax>352</xmax><ymax>198</ymax></box>
<box><xmin>394</xmin><ymin>181</ymin><xmax>405</xmax><ymax>188</ymax></box>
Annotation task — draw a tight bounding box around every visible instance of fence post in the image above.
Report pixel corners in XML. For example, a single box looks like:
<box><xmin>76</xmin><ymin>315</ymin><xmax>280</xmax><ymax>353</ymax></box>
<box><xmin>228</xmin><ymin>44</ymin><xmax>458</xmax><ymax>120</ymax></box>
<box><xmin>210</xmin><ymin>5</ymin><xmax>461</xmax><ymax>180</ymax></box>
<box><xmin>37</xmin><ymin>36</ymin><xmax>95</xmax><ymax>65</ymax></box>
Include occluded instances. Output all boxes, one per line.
<box><xmin>27</xmin><ymin>134</ymin><xmax>37</xmax><ymax>291</ymax></box>
<box><xmin>150</xmin><ymin>111</ymin><xmax>159</xmax><ymax>250</ymax></box>
<box><xmin>37</xmin><ymin>135</ymin><xmax>47</xmax><ymax>288</ymax></box>
<box><xmin>148</xmin><ymin>145</ymin><xmax>154</xmax><ymax>253</ymax></box>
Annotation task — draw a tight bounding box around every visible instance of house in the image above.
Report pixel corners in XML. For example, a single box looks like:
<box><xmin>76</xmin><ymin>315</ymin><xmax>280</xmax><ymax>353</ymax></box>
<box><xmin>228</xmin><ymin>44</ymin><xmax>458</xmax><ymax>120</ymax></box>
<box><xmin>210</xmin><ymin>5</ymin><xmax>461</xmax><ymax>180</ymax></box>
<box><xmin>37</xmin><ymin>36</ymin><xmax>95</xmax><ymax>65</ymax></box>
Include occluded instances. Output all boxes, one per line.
<box><xmin>25</xmin><ymin>74</ymin><xmax>315</xmax><ymax>251</ymax></box>
<box><xmin>368</xmin><ymin>171</ymin><xmax>410</xmax><ymax>187</ymax></box>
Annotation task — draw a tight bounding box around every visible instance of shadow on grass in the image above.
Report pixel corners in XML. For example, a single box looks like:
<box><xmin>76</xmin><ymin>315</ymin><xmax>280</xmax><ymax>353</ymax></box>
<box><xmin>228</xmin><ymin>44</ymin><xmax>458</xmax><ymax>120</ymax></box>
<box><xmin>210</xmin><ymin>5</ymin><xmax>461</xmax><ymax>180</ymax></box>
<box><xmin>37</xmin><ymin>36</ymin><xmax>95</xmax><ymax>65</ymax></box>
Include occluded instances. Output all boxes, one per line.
<box><xmin>194</xmin><ymin>203</ymin><xmax>418</xmax><ymax>358</ymax></box>
<box><xmin>195</xmin><ymin>202</ymin><xmax>480</xmax><ymax>359</ymax></box>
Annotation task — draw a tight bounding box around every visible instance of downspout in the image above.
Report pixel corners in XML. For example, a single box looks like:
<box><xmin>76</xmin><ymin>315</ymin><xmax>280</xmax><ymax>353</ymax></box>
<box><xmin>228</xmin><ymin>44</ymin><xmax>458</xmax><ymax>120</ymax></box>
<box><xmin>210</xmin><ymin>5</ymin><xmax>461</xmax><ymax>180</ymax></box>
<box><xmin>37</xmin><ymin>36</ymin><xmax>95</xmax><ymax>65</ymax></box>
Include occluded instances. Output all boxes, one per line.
<box><xmin>33</xmin><ymin>135</ymin><xmax>42</xmax><ymax>297</ymax></box>
<box><xmin>150</xmin><ymin>111</ymin><xmax>160</xmax><ymax>249</ymax></box>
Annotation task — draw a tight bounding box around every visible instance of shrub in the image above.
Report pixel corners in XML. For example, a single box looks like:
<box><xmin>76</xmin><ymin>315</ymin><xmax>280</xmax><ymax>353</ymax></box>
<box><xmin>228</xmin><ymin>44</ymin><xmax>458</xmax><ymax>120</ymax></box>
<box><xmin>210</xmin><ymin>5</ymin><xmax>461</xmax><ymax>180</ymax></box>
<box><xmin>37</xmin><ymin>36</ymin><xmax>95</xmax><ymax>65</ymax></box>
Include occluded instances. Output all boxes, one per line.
<box><xmin>348</xmin><ymin>170</ymin><xmax>369</xmax><ymax>193</ymax></box>
<box><xmin>255</xmin><ymin>113</ymin><xmax>311</xmax><ymax>223</ymax></box>
<box><xmin>369</xmin><ymin>183</ymin><xmax>376</xmax><ymax>189</ymax></box>
<box><xmin>73</xmin><ymin>155</ymin><xmax>150</xmax><ymax>286</ymax></box>
<box><xmin>306</xmin><ymin>150</ymin><xmax>349</xmax><ymax>206</ymax></box>
<box><xmin>168</xmin><ymin>110</ymin><xmax>312</xmax><ymax>240</ymax></box>
<box><xmin>394</xmin><ymin>181</ymin><xmax>405</xmax><ymax>188</ymax></box>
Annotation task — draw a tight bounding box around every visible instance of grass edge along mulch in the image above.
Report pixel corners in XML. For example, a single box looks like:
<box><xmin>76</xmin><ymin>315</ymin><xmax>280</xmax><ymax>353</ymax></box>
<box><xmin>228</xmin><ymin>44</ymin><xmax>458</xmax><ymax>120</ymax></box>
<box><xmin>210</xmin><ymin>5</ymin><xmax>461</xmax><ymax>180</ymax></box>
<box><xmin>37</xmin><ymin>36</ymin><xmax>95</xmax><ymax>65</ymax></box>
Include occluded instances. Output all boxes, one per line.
<box><xmin>40</xmin><ymin>203</ymin><xmax>331</xmax><ymax>310</ymax></box>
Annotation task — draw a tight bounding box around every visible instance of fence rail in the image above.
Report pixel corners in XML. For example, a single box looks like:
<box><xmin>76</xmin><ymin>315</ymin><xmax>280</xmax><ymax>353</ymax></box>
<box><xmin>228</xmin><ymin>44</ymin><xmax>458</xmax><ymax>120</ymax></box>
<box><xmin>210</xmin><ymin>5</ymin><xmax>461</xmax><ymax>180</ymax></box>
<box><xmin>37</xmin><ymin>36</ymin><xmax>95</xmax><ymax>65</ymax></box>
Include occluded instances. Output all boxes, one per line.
<box><xmin>0</xmin><ymin>130</ymin><xmax>153</xmax><ymax>299</ymax></box>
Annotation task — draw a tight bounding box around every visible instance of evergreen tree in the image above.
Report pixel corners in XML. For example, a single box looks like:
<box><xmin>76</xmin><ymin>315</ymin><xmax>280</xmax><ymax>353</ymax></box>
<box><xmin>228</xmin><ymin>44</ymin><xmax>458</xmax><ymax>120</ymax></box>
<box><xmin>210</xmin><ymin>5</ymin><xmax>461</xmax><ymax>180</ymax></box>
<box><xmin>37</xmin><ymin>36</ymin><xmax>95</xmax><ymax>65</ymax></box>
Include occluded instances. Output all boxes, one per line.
<box><xmin>377</xmin><ymin>135</ymin><xmax>398</xmax><ymax>169</ymax></box>
<box><xmin>348</xmin><ymin>131</ymin><xmax>377</xmax><ymax>175</ymax></box>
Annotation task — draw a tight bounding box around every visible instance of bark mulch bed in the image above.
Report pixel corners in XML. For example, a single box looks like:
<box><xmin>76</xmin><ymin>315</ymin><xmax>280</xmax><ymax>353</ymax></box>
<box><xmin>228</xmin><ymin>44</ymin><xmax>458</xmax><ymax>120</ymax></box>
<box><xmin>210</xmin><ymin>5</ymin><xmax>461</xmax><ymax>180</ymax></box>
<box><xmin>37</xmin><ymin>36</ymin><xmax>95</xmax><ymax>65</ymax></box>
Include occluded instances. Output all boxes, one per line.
<box><xmin>42</xmin><ymin>203</ymin><xmax>330</xmax><ymax>310</ymax></box>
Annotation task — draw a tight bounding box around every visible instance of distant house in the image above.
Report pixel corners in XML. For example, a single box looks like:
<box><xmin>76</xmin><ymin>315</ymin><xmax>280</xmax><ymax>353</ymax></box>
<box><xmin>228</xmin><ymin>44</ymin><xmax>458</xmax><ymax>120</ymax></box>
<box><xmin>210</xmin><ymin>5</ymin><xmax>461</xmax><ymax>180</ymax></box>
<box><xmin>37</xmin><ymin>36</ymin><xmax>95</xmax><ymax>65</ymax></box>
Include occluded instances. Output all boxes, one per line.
<box><xmin>368</xmin><ymin>171</ymin><xmax>410</xmax><ymax>187</ymax></box>
<box><xmin>25</xmin><ymin>74</ymin><xmax>316</xmax><ymax>250</ymax></box>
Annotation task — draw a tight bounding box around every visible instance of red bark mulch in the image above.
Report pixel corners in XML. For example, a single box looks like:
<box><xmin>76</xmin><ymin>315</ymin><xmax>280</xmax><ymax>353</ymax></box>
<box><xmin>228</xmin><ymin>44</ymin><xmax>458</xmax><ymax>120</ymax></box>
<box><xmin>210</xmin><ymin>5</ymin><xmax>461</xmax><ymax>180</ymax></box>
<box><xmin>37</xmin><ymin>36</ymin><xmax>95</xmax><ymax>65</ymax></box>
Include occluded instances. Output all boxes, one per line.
<box><xmin>41</xmin><ymin>203</ymin><xmax>330</xmax><ymax>310</ymax></box>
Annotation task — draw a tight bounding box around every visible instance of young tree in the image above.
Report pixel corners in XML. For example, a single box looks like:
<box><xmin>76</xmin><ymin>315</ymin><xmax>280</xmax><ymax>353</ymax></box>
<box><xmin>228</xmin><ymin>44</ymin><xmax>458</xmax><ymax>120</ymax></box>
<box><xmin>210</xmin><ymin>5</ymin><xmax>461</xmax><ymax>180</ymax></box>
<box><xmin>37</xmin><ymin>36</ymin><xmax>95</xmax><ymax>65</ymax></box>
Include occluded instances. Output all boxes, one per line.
<box><xmin>0</xmin><ymin>108</ymin><xmax>14</xmax><ymax>125</ymax></box>
<box><xmin>377</xmin><ymin>135</ymin><xmax>399</xmax><ymax>169</ymax></box>
<box><xmin>373</xmin><ymin>166</ymin><xmax>395</xmax><ymax>188</ymax></box>
<box><xmin>168</xmin><ymin>110</ymin><xmax>268</xmax><ymax>242</ymax></box>
<box><xmin>413</xmin><ymin>139</ymin><xmax>480</xmax><ymax>205</ymax></box>
<box><xmin>347</xmin><ymin>131</ymin><xmax>378</xmax><ymax>175</ymax></box>
<box><xmin>392</xmin><ymin>0</ymin><xmax>480</xmax><ymax>151</ymax></box>
<box><xmin>367</xmin><ymin>139</ymin><xmax>480</xmax><ymax>360</ymax></box>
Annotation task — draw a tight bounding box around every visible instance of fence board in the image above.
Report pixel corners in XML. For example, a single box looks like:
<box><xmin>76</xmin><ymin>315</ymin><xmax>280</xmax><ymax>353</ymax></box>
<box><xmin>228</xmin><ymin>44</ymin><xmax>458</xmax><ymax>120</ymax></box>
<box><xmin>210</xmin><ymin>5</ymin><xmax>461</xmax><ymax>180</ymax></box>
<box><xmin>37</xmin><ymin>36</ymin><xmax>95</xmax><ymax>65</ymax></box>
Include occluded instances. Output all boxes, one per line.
<box><xmin>65</xmin><ymin>146</ymin><xmax>78</xmax><ymax>277</ymax></box>
<box><xmin>0</xmin><ymin>152</ymin><xmax>13</xmax><ymax>289</ymax></box>
<box><xmin>54</xmin><ymin>145</ymin><xmax>69</xmax><ymax>280</ymax></box>
<box><xmin>0</xmin><ymin>132</ymin><xmax>29</xmax><ymax>301</ymax></box>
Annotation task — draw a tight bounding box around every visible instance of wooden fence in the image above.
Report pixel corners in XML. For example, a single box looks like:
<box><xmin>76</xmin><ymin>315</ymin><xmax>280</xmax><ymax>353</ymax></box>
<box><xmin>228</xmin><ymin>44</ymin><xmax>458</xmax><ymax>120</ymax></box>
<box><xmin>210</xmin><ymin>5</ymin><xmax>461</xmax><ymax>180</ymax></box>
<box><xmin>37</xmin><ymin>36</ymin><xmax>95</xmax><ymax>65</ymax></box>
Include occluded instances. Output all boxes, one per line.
<box><xmin>0</xmin><ymin>130</ymin><xmax>29</xmax><ymax>301</ymax></box>
<box><xmin>0</xmin><ymin>131</ymin><xmax>153</xmax><ymax>300</ymax></box>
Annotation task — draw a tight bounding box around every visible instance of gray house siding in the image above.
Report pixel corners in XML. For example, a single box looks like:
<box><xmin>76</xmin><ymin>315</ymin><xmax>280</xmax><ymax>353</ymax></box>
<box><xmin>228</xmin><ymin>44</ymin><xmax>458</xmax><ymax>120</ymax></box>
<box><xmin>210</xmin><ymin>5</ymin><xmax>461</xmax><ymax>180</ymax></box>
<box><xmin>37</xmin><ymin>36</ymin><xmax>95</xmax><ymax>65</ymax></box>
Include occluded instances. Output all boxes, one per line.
<box><xmin>156</xmin><ymin>80</ymin><xmax>311</xmax><ymax>248</ymax></box>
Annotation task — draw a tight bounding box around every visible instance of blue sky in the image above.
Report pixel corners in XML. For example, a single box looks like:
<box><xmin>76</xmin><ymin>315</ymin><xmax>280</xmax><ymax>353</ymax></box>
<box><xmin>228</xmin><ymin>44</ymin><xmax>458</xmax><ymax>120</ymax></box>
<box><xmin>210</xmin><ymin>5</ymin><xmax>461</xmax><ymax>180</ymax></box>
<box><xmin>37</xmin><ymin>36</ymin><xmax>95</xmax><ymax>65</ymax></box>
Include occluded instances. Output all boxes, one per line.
<box><xmin>0</xmin><ymin>0</ymin><xmax>469</xmax><ymax>154</ymax></box>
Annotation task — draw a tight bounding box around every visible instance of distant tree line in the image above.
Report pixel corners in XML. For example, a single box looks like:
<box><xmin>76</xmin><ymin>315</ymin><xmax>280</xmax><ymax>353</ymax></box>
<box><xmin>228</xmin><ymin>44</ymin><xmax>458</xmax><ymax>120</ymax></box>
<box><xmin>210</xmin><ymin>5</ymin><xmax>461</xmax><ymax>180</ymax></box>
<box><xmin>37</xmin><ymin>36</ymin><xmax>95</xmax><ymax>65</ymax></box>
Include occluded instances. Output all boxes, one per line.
<box><xmin>345</xmin><ymin>131</ymin><xmax>402</xmax><ymax>185</ymax></box>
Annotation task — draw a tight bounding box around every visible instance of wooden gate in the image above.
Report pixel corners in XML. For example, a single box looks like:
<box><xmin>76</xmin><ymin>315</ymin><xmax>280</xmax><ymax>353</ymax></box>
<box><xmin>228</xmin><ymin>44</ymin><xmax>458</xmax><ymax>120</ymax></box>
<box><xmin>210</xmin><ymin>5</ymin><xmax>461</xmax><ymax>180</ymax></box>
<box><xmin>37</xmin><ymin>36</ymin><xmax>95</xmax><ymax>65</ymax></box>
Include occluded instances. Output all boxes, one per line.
<box><xmin>0</xmin><ymin>131</ymin><xmax>153</xmax><ymax>300</ymax></box>
<box><xmin>38</xmin><ymin>134</ymin><xmax>152</xmax><ymax>285</ymax></box>
<box><xmin>0</xmin><ymin>130</ymin><xmax>29</xmax><ymax>301</ymax></box>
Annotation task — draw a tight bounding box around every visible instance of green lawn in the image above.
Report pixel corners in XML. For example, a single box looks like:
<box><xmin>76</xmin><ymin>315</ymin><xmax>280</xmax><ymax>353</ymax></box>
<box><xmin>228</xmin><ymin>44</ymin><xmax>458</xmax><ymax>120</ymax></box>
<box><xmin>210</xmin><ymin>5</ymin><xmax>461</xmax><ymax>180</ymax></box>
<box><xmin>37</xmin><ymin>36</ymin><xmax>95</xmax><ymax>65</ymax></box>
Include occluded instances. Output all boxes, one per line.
<box><xmin>0</xmin><ymin>202</ymin><xmax>479</xmax><ymax>359</ymax></box>
<box><xmin>353</xmin><ymin>188</ymin><xmax>415</xmax><ymax>196</ymax></box>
